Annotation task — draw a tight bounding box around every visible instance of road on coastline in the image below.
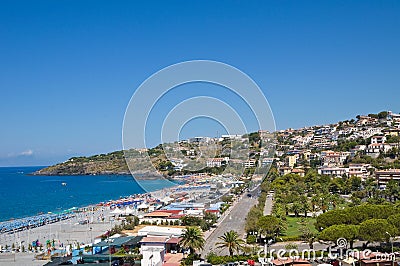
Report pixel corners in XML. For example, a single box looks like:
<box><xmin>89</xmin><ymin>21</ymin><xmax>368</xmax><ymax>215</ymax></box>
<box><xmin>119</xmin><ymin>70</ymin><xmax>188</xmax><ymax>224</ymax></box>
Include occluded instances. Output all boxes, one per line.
<box><xmin>201</xmin><ymin>189</ymin><xmax>259</xmax><ymax>257</ymax></box>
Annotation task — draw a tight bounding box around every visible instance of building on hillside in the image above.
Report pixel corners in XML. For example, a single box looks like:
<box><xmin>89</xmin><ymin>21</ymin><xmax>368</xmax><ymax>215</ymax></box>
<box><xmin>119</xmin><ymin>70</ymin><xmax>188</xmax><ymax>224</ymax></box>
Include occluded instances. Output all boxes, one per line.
<box><xmin>371</xmin><ymin>135</ymin><xmax>386</xmax><ymax>144</ymax></box>
<box><xmin>320</xmin><ymin>151</ymin><xmax>350</xmax><ymax>167</ymax></box>
<box><xmin>286</xmin><ymin>154</ymin><xmax>298</xmax><ymax>168</ymax></box>
<box><xmin>375</xmin><ymin>169</ymin><xmax>400</xmax><ymax>187</ymax></box>
<box><xmin>388</xmin><ymin>111</ymin><xmax>400</xmax><ymax>128</ymax></box>
<box><xmin>243</xmin><ymin>159</ymin><xmax>256</xmax><ymax>168</ymax></box>
<box><xmin>350</xmin><ymin>145</ymin><xmax>366</xmax><ymax>157</ymax></box>
<box><xmin>366</xmin><ymin>143</ymin><xmax>392</xmax><ymax>158</ymax></box>
<box><xmin>318</xmin><ymin>166</ymin><xmax>348</xmax><ymax>176</ymax></box>
<box><xmin>348</xmin><ymin>164</ymin><xmax>371</xmax><ymax>180</ymax></box>
<box><xmin>261</xmin><ymin>157</ymin><xmax>274</xmax><ymax>167</ymax></box>
<box><xmin>291</xmin><ymin>168</ymin><xmax>305</xmax><ymax>177</ymax></box>
<box><xmin>206</xmin><ymin>158</ymin><xmax>225</xmax><ymax>167</ymax></box>
<box><xmin>221</xmin><ymin>134</ymin><xmax>243</xmax><ymax>141</ymax></box>
<box><xmin>188</xmin><ymin>136</ymin><xmax>211</xmax><ymax>143</ymax></box>
<box><xmin>383</xmin><ymin>128</ymin><xmax>400</xmax><ymax>137</ymax></box>
<box><xmin>278</xmin><ymin>167</ymin><xmax>292</xmax><ymax>176</ymax></box>
<box><xmin>356</xmin><ymin>115</ymin><xmax>378</xmax><ymax>126</ymax></box>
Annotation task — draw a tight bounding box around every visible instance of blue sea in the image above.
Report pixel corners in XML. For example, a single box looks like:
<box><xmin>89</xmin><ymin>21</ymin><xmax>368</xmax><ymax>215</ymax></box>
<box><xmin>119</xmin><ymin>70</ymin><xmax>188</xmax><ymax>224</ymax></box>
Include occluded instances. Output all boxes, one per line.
<box><xmin>0</xmin><ymin>166</ymin><xmax>176</xmax><ymax>222</ymax></box>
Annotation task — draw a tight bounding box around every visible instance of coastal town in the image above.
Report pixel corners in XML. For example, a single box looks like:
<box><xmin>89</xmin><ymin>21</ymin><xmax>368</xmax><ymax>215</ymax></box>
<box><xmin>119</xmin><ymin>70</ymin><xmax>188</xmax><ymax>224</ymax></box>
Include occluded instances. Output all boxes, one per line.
<box><xmin>2</xmin><ymin>0</ymin><xmax>399</xmax><ymax>265</ymax></box>
<box><xmin>2</xmin><ymin>111</ymin><xmax>400</xmax><ymax>266</ymax></box>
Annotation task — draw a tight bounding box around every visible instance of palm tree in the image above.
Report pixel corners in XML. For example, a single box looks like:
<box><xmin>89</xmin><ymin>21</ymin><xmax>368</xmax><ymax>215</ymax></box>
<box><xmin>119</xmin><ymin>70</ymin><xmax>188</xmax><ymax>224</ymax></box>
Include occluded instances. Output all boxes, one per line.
<box><xmin>216</xmin><ymin>230</ymin><xmax>245</xmax><ymax>256</ymax></box>
<box><xmin>310</xmin><ymin>195</ymin><xmax>319</xmax><ymax>212</ymax></box>
<box><xmin>179</xmin><ymin>227</ymin><xmax>205</xmax><ymax>255</ymax></box>
<box><xmin>291</xmin><ymin>202</ymin><xmax>302</xmax><ymax>217</ymax></box>
<box><xmin>299</xmin><ymin>196</ymin><xmax>310</xmax><ymax>217</ymax></box>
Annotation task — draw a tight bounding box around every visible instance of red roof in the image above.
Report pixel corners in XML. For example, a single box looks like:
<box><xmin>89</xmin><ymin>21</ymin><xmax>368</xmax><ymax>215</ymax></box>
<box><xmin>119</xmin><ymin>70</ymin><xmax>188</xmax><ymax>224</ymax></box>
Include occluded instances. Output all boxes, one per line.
<box><xmin>205</xmin><ymin>209</ymin><xmax>220</xmax><ymax>213</ymax></box>
<box><xmin>161</xmin><ymin>210</ymin><xmax>183</xmax><ymax>214</ymax></box>
<box><xmin>166</xmin><ymin>237</ymin><xmax>181</xmax><ymax>244</ymax></box>
<box><xmin>140</xmin><ymin>236</ymin><xmax>168</xmax><ymax>243</ymax></box>
<box><xmin>168</xmin><ymin>214</ymin><xmax>185</xmax><ymax>219</ymax></box>
<box><xmin>144</xmin><ymin>212</ymin><xmax>172</xmax><ymax>218</ymax></box>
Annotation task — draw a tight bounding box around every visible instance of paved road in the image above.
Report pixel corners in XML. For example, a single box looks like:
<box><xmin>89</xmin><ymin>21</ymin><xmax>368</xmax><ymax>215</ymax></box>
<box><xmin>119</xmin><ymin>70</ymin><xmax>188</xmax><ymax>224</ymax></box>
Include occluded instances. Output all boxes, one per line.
<box><xmin>201</xmin><ymin>190</ymin><xmax>259</xmax><ymax>257</ymax></box>
<box><xmin>263</xmin><ymin>193</ymin><xmax>273</xmax><ymax>215</ymax></box>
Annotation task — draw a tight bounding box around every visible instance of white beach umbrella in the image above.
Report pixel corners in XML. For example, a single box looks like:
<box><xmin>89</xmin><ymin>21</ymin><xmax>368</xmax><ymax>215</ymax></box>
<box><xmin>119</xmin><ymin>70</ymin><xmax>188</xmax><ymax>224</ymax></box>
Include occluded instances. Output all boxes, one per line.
<box><xmin>110</xmin><ymin>208</ymin><xmax>123</xmax><ymax>215</ymax></box>
<box><xmin>162</xmin><ymin>196</ymin><xmax>174</xmax><ymax>203</ymax></box>
<box><xmin>137</xmin><ymin>203</ymin><xmax>148</xmax><ymax>209</ymax></box>
<box><xmin>124</xmin><ymin>206</ymin><xmax>134</xmax><ymax>215</ymax></box>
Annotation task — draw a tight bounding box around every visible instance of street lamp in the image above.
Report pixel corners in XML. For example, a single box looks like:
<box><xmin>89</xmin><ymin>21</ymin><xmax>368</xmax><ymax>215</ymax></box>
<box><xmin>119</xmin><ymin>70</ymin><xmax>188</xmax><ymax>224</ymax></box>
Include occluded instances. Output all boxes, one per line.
<box><xmin>386</xmin><ymin>232</ymin><xmax>394</xmax><ymax>266</ymax></box>
<box><xmin>89</xmin><ymin>227</ymin><xmax>93</xmax><ymax>255</ymax></box>
<box><xmin>386</xmin><ymin>232</ymin><xmax>394</xmax><ymax>253</ymax></box>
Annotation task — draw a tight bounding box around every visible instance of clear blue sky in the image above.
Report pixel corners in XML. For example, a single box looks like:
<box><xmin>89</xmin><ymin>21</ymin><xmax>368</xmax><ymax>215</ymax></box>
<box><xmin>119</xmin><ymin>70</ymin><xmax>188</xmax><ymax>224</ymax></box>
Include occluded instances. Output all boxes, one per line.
<box><xmin>0</xmin><ymin>0</ymin><xmax>399</xmax><ymax>166</ymax></box>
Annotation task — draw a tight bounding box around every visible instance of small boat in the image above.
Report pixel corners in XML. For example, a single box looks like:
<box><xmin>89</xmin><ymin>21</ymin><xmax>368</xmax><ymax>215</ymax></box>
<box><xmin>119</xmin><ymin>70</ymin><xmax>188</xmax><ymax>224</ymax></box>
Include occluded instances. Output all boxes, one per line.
<box><xmin>61</xmin><ymin>182</ymin><xmax>67</xmax><ymax>186</ymax></box>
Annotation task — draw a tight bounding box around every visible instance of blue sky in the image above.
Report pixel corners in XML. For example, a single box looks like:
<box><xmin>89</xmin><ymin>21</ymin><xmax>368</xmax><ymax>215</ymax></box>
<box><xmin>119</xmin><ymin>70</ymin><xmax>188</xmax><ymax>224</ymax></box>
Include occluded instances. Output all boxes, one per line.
<box><xmin>0</xmin><ymin>1</ymin><xmax>399</xmax><ymax>166</ymax></box>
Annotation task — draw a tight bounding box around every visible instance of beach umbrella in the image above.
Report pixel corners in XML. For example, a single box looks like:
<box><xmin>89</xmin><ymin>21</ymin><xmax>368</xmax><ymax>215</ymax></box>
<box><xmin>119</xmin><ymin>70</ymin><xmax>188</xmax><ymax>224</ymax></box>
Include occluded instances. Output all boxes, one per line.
<box><xmin>124</xmin><ymin>206</ymin><xmax>134</xmax><ymax>215</ymax></box>
<box><xmin>137</xmin><ymin>202</ymin><xmax>148</xmax><ymax>210</ymax></box>
<box><xmin>110</xmin><ymin>208</ymin><xmax>123</xmax><ymax>215</ymax></box>
<box><xmin>162</xmin><ymin>196</ymin><xmax>174</xmax><ymax>203</ymax></box>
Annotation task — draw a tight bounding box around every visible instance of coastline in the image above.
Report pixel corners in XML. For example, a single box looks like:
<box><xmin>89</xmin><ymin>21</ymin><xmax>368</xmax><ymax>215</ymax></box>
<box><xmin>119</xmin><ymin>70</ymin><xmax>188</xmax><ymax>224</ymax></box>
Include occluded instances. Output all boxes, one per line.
<box><xmin>0</xmin><ymin>181</ymin><xmax>184</xmax><ymax>263</ymax></box>
<box><xmin>0</xmin><ymin>166</ymin><xmax>181</xmax><ymax>223</ymax></box>
<box><xmin>0</xmin><ymin>177</ymin><xmax>181</xmax><ymax>224</ymax></box>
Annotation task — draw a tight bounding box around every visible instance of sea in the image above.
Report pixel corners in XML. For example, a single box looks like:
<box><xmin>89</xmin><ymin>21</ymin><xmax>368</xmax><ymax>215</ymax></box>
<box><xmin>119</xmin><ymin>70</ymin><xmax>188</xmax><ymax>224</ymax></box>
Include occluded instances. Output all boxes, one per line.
<box><xmin>0</xmin><ymin>166</ymin><xmax>176</xmax><ymax>222</ymax></box>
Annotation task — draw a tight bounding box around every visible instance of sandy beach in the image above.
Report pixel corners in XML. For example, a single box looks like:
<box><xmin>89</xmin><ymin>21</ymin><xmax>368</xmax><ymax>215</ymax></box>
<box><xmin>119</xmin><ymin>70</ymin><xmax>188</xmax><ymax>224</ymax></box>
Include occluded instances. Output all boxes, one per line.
<box><xmin>0</xmin><ymin>205</ymin><xmax>122</xmax><ymax>265</ymax></box>
<box><xmin>0</xmin><ymin>176</ymin><xmax>224</xmax><ymax>265</ymax></box>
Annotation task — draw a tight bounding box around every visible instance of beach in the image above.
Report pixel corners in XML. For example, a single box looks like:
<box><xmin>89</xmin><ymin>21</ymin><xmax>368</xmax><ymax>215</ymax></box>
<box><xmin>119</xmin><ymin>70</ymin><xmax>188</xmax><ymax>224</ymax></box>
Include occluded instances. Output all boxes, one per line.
<box><xmin>0</xmin><ymin>204</ymin><xmax>122</xmax><ymax>264</ymax></box>
<box><xmin>0</xmin><ymin>179</ymin><xmax>211</xmax><ymax>265</ymax></box>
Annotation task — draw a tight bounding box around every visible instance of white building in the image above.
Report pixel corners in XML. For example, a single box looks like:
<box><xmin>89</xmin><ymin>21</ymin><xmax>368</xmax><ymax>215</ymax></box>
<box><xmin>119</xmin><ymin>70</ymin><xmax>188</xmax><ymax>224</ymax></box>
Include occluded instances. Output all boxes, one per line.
<box><xmin>140</xmin><ymin>237</ymin><xmax>167</xmax><ymax>266</ymax></box>
<box><xmin>371</xmin><ymin>135</ymin><xmax>386</xmax><ymax>144</ymax></box>
<box><xmin>348</xmin><ymin>164</ymin><xmax>371</xmax><ymax>180</ymax></box>
<box><xmin>318</xmin><ymin>166</ymin><xmax>348</xmax><ymax>176</ymax></box>
<box><xmin>243</xmin><ymin>159</ymin><xmax>256</xmax><ymax>168</ymax></box>
<box><xmin>206</xmin><ymin>158</ymin><xmax>225</xmax><ymax>167</ymax></box>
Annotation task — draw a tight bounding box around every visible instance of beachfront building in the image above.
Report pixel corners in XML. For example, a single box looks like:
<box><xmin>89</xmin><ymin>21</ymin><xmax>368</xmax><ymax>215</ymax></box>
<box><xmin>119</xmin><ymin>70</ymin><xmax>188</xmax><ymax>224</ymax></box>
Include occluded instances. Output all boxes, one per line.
<box><xmin>91</xmin><ymin>235</ymin><xmax>142</xmax><ymax>254</ymax></box>
<box><xmin>141</xmin><ymin>210</ymin><xmax>184</xmax><ymax>225</ymax></box>
<box><xmin>139</xmin><ymin>226</ymin><xmax>184</xmax><ymax>266</ymax></box>
<box><xmin>140</xmin><ymin>236</ymin><xmax>183</xmax><ymax>266</ymax></box>
<box><xmin>138</xmin><ymin>226</ymin><xmax>183</xmax><ymax>238</ymax></box>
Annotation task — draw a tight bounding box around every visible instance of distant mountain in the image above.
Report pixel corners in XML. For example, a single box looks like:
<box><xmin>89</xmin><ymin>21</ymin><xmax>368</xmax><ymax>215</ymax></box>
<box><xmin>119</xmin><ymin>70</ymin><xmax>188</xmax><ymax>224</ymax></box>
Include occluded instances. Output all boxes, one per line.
<box><xmin>33</xmin><ymin>151</ymin><xmax>131</xmax><ymax>176</ymax></box>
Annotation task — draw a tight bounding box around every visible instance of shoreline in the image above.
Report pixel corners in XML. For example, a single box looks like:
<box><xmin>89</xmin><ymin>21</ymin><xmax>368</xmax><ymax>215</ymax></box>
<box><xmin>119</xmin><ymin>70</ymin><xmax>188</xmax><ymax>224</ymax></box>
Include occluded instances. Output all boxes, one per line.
<box><xmin>0</xmin><ymin>175</ymin><xmax>195</xmax><ymax>234</ymax></box>
<box><xmin>0</xmin><ymin>171</ymin><xmax>182</xmax><ymax>224</ymax></box>
<box><xmin>0</xmin><ymin>177</ymin><xmax>216</xmax><ymax>265</ymax></box>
